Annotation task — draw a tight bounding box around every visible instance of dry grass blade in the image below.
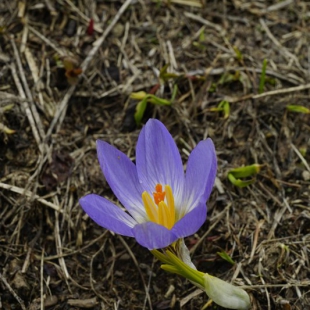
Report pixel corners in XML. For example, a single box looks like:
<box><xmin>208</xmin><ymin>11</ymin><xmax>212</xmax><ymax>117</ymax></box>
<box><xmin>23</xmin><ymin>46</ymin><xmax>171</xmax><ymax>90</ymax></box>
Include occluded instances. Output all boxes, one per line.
<box><xmin>9</xmin><ymin>63</ymin><xmax>43</xmax><ymax>152</ymax></box>
<box><xmin>10</xmin><ymin>36</ymin><xmax>45</xmax><ymax>144</ymax></box>
<box><xmin>0</xmin><ymin>182</ymin><xmax>62</xmax><ymax>212</ymax></box>
<box><xmin>163</xmin><ymin>0</ymin><xmax>203</xmax><ymax>7</ymax></box>
<box><xmin>118</xmin><ymin>236</ymin><xmax>153</xmax><ymax>310</ymax></box>
<box><xmin>1</xmin><ymin>0</ymin><xmax>309</xmax><ymax>309</ymax></box>
<box><xmin>46</xmin><ymin>0</ymin><xmax>133</xmax><ymax>138</ymax></box>
<box><xmin>0</xmin><ymin>272</ymin><xmax>27</xmax><ymax>310</ymax></box>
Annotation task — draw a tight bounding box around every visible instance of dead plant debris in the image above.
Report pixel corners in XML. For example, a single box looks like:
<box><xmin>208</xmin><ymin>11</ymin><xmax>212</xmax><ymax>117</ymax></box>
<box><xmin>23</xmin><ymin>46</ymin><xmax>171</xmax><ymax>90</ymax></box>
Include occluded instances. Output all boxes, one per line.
<box><xmin>0</xmin><ymin>1</ymin><xmax>310</xmax><ymax>310</ymax></box>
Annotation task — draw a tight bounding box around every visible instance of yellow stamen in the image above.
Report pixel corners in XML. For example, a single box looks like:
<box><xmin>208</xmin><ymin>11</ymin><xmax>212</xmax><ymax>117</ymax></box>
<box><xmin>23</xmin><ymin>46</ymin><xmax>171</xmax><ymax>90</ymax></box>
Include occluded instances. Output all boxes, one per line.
<box><xmin>165</xmin><ymin>185</ymin><xmax>175</xmax><ymax>223</ymax></box>
<box><xmin>158</xmin><ymin>202</ymin><xmax>166</xmax><ymax>226</ymax></box>
<box><xmin>142</xmin><ymin>184</ymin><xmax>176</xmax><ymax>230</ymax></box>
<box><xmin>158</xmin><ymin>202</ymin><xmax>165</xmax><ymax>226</ymax></box>
<box><xmin>142</xmin><ymin>192</ymin><xmax>158</xmax><ymax>222</ymax></box>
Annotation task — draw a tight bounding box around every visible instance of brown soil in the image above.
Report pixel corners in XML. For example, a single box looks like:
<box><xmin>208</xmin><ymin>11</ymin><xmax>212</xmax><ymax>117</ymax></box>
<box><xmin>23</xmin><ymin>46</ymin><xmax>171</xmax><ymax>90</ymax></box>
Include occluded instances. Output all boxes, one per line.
<box><xmin>0</xmin><ymin>1</ymin><xmax>310</xmax><ymax>309</ymax></box>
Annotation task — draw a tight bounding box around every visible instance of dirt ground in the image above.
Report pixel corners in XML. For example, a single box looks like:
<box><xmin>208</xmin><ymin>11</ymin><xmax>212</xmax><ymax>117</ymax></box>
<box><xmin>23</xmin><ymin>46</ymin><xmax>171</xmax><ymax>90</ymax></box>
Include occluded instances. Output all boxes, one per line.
<box><xmin>1</xmin><ymin>0</ymin><xmax>310</xmax><ymax>309</ymax></box>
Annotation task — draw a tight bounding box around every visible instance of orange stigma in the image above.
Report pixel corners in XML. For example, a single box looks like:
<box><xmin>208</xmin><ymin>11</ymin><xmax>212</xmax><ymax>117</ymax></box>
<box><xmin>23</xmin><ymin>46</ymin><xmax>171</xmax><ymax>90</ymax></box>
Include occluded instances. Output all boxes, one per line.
<box><xmin>142</xmin><ymin>184</ymin><xmax>176</xmax><ymax>230</ymax></box>
<box><xmin>153</xmin><ymin>184</ymin><xmax>166</xmax><ymax>205</ymax></box>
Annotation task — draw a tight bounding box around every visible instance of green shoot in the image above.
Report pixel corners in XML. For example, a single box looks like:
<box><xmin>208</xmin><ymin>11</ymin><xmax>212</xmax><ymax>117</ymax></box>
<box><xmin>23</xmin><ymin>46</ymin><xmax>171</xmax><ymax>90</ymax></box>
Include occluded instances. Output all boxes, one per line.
<box><xmin>228</xmin><ymin>164</ymin><xmax>263</xmax><ymax>188</ymax></box>
<box><xmin>210</xmin><ymin>100</ymin><xmax>230</xmax><ymax>119</ymax></box>
<box><xmin>131</xmin><ymin>92</ymin><xmax>172</xmax><ymax>126</ymax></box>
<box><xmin>233</xmin><ymin>46</ymin><xmax>243</xmax><ymax>61</ymax></box>
<box><xmin>217</xmin><ymin>251</ymin><xmax>235</xmax><ymax>265</ymax></box>
<box><xmin>159</xmin><ymin>64</ymin><xmax>179</xmax><ymax>82</ymax></box>
<box><xmin>286</xmin><ymin>105</ymin><xmax>310</xmax><ymax>114</ymax></box>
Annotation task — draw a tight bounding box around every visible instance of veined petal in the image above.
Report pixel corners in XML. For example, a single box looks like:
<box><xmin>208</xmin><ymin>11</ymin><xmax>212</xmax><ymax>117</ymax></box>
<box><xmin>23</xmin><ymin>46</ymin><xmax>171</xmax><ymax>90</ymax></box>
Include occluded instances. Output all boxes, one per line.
<box><xmin>183</xmin><ymin>139</ymin><xmax>217</xmax><ymax>213</ymax></box>
<box><xmin>132</xmin><ymin>222</ymin><xmax>178</xmax><ymax>250</ymax></box>
<box><xmin>136</xmin><ymin>119</ymin><xmax>184</xmax><ymax>204</ymax></box>
<box><xmin>172</xmin><ymin>202</ymin><xmax>206</xmax><ymax>238</ymax></box>
<box><xmin>80</xmin><ymin>194</ymin><xmax>136</xmax><ymax>237</ymax></box>
<box><xmin>97</xmin><ymin>140</ymin><xmax>145</xmax><ymax>222</ymax></box>
<box><xmin>203</xmin><ymin>274</ymin><xmax>251</xmax><ymax>310</ymax></box>
<box><xmin>176</xmin><ymin>239</ymin><xmax>197</xmax><ymax>270</ymax></box>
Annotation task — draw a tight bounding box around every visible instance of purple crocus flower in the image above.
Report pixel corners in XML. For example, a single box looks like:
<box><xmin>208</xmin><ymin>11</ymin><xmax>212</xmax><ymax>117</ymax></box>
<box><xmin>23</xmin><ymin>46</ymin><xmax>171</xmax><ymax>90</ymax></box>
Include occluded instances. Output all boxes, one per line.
<box><xmin>80</xmin><ymin>119</ymin><xmax>217</xmax><ymax>250</ymax></box>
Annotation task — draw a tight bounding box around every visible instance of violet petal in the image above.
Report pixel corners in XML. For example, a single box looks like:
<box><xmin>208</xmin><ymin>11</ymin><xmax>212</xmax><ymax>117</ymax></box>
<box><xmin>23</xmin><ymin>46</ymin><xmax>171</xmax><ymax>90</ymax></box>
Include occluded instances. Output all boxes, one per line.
<box><xmin>136</xmin><ymin>119</ymin><xmax>184</xmax><ymax>203</ymax></box>
<box><xmin>172</xmin><ymin>202</ymin><xmax>207</xmax><ymax>239</ymax></box>
<box><xmin>132</xmin><ymin>221</ymin><xmax>178</xmax><ymax>249</ymax></box>
<box><xmin>80</xmin><ymin>194</ymin><xmax>136</xmax><ymax>237</ymax></box>
<box><xmin>97</xmin><ymin>140</ymin><xmax>145</xmax><ymax>222</ymax></box>
<box><xmin>183</xmin><ymin>139</ymin><xmax>217</xmax><ymax>214</ymax></box>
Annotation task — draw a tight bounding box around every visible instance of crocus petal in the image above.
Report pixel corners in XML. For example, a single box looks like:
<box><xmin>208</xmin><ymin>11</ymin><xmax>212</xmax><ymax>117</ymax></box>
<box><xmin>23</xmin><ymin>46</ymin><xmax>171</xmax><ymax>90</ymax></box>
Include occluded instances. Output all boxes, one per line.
<box><xmin>132</xmin><ymin>222</ymin><xmax>178</xmax><ymax>249</ymax></box>
<box><xmin>172</xmin><ymin>202</ymin><xmax>206</xmax><ymax>239</ymax></box>
<box><xmin>203</xmin><ymin>274</ymin><xmax>251</xmax><ymax>310</ymax></box>
<box><xmin>80</xmin><ymin>194</ymin><xmax>136</xmax><ymax>237</ymax></box>
<box><xmin>136</xmin><ymin>119</ymin><xmax>184</xmax><ymax>203</ymax></box>
<box><xmin>183</xmin><ymin>139</ymin><xmax>217</xmax><ymax>214</ymax></box>
<box><xmin>177</xmin><ymin>239</ymin><xmax>197</xmax><ymax>270</ymax></box>
<box><xmin>97</xmin><ymin>140</ymin><xmax>145</xmax><ymax>222</ymax></box>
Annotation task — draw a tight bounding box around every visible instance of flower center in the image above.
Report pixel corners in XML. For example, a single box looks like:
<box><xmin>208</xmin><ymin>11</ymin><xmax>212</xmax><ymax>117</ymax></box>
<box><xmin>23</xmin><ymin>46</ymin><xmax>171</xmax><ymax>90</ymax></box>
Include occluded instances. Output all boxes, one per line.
<box><xmin>142</xmin><ymin>184</ymin><xmax>176</xmax><ymax>230</ymax></box>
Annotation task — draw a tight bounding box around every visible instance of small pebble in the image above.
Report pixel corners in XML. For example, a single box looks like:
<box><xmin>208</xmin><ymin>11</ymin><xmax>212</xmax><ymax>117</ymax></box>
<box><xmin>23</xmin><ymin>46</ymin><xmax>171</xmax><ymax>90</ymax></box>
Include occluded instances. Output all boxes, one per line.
<box><xmin>302</xmin><ymin>170</ymin><xmax>310</xmax><ymax>181</ymax></box>
<box><xmin>112</xmin><ymin>23</ymin><xmax>124</xmax><ymax>37</ymax></box>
